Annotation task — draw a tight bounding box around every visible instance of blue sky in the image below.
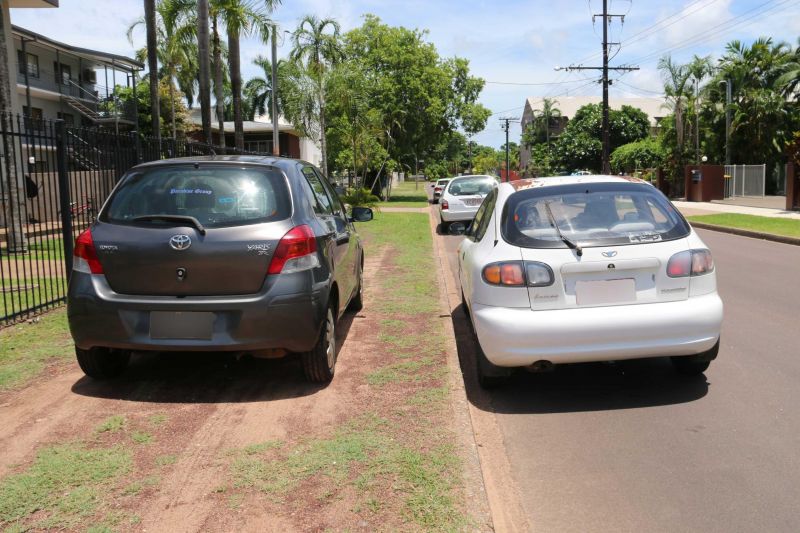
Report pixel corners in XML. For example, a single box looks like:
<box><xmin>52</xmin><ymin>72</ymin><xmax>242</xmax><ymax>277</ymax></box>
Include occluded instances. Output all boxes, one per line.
<box><xmin>10</xmin><ymin>0</ymin><xmax>800</xmax><ymax>148</ymax></box>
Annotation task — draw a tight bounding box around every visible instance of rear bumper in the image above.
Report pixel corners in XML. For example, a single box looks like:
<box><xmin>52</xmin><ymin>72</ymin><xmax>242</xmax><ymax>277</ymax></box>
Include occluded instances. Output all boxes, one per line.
<box><xmin>67</xmin><ymin>272</ymin><xmax>326</xmax><ymax>353</ymax></box>
<box><xmin>440</xmin><ymin>207</ymin><xmax>478</xmax><ymax>223</ymax></box>
<box><xmin>471</xmin><ymin>293</ymin><xmax>723</xmax><ymax>366</ymax></box>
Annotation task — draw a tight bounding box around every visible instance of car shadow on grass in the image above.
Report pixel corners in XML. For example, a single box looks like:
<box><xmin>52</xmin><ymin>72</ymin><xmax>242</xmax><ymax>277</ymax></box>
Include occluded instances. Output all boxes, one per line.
<box><xmin>71</xmin><ymin>312</ymin><xmax>358</xmax><ymax>404</ymax></box>
<box><xmin>450</xmin><ymin>303</ymin><xmax>709</xmax><ymax>414</ymax></box>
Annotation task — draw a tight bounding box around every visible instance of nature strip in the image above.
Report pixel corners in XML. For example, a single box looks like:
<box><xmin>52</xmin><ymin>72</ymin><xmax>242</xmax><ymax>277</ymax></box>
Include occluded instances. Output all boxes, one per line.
<box><xmin>690</xmin><ymin>221</ymin><xmax>800</xmax><ymax>246</ymax></box>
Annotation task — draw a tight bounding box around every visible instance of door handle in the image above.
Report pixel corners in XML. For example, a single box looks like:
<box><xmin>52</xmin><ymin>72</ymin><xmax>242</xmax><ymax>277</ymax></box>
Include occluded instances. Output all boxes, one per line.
<box><xmin>336</xmin><ymin>233</ymin><xmax>350</xmax><ymax>245</ymax></box>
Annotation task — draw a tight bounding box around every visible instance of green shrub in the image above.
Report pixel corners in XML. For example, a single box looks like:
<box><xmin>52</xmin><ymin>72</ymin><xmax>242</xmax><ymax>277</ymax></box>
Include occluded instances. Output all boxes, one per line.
<box><xmin>342</xmin><ymin>188</ymin><xmax>381</xmax><ymax>209</ymax></box>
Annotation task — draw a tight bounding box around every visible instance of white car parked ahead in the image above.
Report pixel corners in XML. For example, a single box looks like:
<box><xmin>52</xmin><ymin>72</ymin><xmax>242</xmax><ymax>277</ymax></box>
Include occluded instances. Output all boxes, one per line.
<box><xmin>438</xmin><ymin>175</ymin><xmax>497</xmax><ymax>232</ymax></box>
<box><xmin>456</xmin><ymin>175</ymin><xmax>723</xmax><ymax>387</ymax></box>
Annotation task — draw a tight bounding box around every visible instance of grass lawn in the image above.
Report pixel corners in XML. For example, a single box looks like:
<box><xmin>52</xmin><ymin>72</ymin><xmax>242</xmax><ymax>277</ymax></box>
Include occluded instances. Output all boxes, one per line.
<box><xmin>0</xmin><ymin>309</ymin><xmax>73</xmax><ymax>390</ymax></box>
<box><xmin>687</xmin><ymin>214</ymin><xmax>800</xmax><ymax>238</ymax></box>
<box><xmin>1</xmin><ymin>277</ymin><xmax>67</xmax><ymax>324</ymax></box>
<box><xmin>378</xmin><ymin>181</ymin><xmax>430</xmax><ymax>208</ymax></box>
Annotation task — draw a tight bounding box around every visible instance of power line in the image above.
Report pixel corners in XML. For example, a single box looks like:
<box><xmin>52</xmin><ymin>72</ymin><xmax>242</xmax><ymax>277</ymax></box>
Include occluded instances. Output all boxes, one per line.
<box><xmin>484</xmin><ymin>77</ymin><xmax>598</xmax><ymax>86</ymax></box>
<box><xmin>613</xmin><ymin>79</ymin><xmax>664</xmax><ymax>95</ymax></box>
<box><xmin>627</xmin><ymin>0</ymin><xmax>799</xmax><ymax>65</ymax></box>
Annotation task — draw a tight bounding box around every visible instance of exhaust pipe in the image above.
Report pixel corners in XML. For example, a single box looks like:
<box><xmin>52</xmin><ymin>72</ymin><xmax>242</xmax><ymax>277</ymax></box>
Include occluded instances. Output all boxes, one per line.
<box><xmin>527</xmin><ymin>360</ymin><xmax>555</xmax><ymax>373</ymax></box>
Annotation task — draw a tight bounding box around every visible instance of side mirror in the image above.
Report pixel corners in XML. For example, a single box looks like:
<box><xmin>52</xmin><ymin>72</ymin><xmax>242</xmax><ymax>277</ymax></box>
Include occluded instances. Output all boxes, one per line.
<box><xmin>448</xmin><ymin>222</ymin><xmax>467</xmax><ymax>235</ymax></box>
<box><xmin>350</xmin><ymin>206</ymin><xmax>374</xmax><ymax>222</ymax></box>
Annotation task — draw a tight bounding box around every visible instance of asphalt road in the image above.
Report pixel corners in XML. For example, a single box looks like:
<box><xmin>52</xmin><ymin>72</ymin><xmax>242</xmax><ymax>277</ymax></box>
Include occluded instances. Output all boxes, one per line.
<box><xmin>433</xmin><ymin>192</ymin><xmax>800</xmax><ymax>532</ymax></box>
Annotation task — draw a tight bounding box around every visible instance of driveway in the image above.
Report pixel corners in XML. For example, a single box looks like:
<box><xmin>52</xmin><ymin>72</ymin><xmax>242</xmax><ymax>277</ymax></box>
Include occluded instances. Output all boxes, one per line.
<box><xmin>435</xmin><ymin>209</ymin><xmax>800</xmax><ymax>532</ymax></box>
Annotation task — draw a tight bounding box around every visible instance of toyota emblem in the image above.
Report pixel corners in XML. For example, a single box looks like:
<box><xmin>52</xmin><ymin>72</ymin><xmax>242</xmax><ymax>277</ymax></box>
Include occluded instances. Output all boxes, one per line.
<box><xmin>169</xmin><ymin>234</ymin><xmax>192</xmax><ymax>250</ymax></box>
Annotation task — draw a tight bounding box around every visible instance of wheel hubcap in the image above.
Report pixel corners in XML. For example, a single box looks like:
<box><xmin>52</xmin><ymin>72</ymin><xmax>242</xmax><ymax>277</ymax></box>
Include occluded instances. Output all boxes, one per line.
<box><xmin>325</xmin><ymin>310</ymin><xmax>335</xmax><ymax>368</ymax></box>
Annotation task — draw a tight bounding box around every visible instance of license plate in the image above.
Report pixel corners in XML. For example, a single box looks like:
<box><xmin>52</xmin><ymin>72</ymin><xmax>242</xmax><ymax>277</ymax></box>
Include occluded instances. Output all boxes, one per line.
<box><xmin>575</xmin><ymin>279</ymin><xmax>636</xmax><ymax>306</ymax></box>
<box><xmin>463</xmin><ymin>198</ymin><xmax>482</xmax><ymax>206</ymax></box>
<box><xmin>150</xmin><ymin>311</ymin><xmax>214</xmax><ymax>340</ymax></box>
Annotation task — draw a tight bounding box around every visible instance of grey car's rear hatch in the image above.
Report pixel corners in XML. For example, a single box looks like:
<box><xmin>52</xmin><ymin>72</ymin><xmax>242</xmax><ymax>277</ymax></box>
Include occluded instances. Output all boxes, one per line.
<box><xmin>94</xmin><ymin>163</ymin><xmax>293</xmax><ymax>296</ymax></box>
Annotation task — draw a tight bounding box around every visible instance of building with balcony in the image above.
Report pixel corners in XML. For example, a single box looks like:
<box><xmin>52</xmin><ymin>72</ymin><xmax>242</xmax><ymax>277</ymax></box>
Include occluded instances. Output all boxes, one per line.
<box><xmin>12</xmin><ymin>25</ymin><xmax>142</xmax><ymax>130</ymax></box>
<box><xmin>519</xmin><ymin>95</ymin><xmax>666</xmax><ymax>171</ymax></box>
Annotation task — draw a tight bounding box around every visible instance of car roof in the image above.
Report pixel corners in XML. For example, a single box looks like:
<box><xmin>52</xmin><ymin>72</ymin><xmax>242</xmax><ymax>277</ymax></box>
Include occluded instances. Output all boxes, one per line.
<box><xmin>449</xmin><ymin>174</ymin><xmax>495</xmax><ymax>181</ymax></box>
<box><xmin>129</xmin><ymin>154</ymin><xmax>302</xmax><ymax>172</ymax></box>
<box><xmin>500</xmin><ymin>174</ymin><xmax>647</xmax><ymax>193</ymax></box>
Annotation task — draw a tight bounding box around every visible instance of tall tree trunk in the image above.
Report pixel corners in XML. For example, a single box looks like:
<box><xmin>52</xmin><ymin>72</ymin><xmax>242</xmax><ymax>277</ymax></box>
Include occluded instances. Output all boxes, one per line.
<box><xmin>228</xmin><ymin>27</ymin><xmax>244</xmax><ymax>151</ymax></box>
<box><xmin>319</xmin><ymin>84</ymin><xmax>328</xmax><ymax>176</ymax></box>
<box><xmin>197</xmin><ymin>0</ymin><xmax>212</xmax><ymax>144</ymax></box>
<box><xmin>169</xmin><ymin>67</ymin><xmax>176</xmax><ymax>140</ymax></box>
<box><xmin>212</xmin><ymin>16</ymin><xmax>226</xmax><ymax>149</ymax></box>
<box><xmin>0</xmin><ymin>1</ymin><xmax>27</xmax><ymax>252</ymax></box>
<box><xmin>144</xmin><ymin>0</ymin><xmax>160</xmax><ymax>140</ymax></box>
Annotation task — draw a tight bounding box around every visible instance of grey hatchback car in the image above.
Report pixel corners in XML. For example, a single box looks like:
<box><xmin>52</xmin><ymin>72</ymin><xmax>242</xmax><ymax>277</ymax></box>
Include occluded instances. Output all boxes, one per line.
<box><xmin>67</xmin><ymin>155</ymin><xmax>372</xmax><ymax>383</ymax></box>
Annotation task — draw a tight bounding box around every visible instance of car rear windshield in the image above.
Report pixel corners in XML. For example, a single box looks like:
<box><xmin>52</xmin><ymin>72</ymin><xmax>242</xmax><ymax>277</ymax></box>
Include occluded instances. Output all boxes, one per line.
<box><xmin>502</xmin><ymin>182</ymin><xmax>690</xmax><ymax>249</ymax></box>
<box><xmin>102</xmin><ymin>165</ymin><xmax>291</xmax><ymax>228</ymax></box>
<box><xmin>447</xmin><ymin>176</ymin><xmax>496</xmax><ymax>196</ymax></box>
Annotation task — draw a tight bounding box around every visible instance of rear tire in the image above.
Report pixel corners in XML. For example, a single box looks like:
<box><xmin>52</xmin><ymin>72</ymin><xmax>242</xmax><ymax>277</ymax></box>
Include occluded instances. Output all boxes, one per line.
<box><xmin>347</xmin><ymin>262</ymin><xmax>364</xmax><ymax>312</ymax></box>
<box><xmin>671</xmin><ymin>340</ymin><xmax>718</xmax><ymax>376</ymax></box>
<box><xmin>476</xmin><ymin>343</ymin><xmax>511</xmax><ymax>389</ymax></box>
<box><xmin>75</xmin><ymin>347</ymin><xmax>130</xmax><ymax>379</ymax></box>
<box><xmin>302</xmin><ymin>307</ymin><xmax>337</xmax><ymax>383</ymax></box>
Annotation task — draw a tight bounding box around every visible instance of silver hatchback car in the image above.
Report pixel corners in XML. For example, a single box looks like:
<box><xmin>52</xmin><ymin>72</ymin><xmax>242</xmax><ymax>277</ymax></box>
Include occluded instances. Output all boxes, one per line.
<box><xmin>67</xmin><ymin>156</ymin><xmax>372</xmax><ymax>383</ymax></box>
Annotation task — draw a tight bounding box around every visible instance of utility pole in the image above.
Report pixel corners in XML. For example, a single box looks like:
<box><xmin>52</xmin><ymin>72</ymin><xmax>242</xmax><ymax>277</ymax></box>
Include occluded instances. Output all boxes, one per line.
<box><xmin>695</xmin><ymin>77</ymin><xmax>700</xmax><ymax>164</ymax></box>
<box><xmin>197</xmin><ymin>0</ymin><xmax>212</xmax><ymax>144</ymax></box>
<box><xmin>500</xmin><ymin>117</ymin><xmax>519</xmax><ymax>181</ymax></box>
<box><xmin>271</xmin><ymin>25</ymin><xmax>280</xmax><ymax>156</ymax></box>
<box><xmin>555</xmin><ymin>0</ymin><xmax>637</xmax><ymax>173</ymax></box>
<box><xmin>467</xmin><ymin>140</ymin><xmax>474</xmax><ymax>173</ymax></box>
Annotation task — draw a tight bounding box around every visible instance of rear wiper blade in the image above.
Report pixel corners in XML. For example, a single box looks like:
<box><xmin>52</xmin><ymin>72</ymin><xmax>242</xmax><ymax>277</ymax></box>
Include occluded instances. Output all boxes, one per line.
<box><xmin>543</xmin><ymin>201</ymin><xmax>582</xmax><ymax>257</ymax></box>
<box><xmin>132</xmin><ymin>215</ymin><xmax>206</xmax><ymax>235</ymax></box>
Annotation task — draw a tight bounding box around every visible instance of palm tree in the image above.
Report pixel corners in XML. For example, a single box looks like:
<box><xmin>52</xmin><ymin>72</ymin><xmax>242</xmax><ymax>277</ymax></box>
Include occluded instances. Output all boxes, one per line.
<box><xmin>774</xmin><ymin>37</ymin><xmax>800</xmax><ymax>98</ymax></box>
<box><xmin>143</xmin><ymin>0</ymin><xmax>160</xmax><ymax>141</ymax></box>
<box><xmin>535</xmin><ymin>98</ymin><xmax>562</xmax><ymax>146</ymax></box>
<box><xmin>129</xmin><ymin>0</ymin><xmax>197</xmax><ymax>139</ymax></box>
<box><xmin>291</xmin><ymin>15</ymin><xmax>343</xmax><ymax>177</ymax></box>
<box><xmin>217</xmin><ymin>0</ymin><xmax>279</xmax><ymax>151</ymax></box>
<box><xmin>210</xmin><ymin>6</ymin><xmax>226</xmax><ymax>149</ymax></box>
<box><xmin>197</xmin><ymin>0</ymin><xmax>212</xmax><ymax>143</ymax></box>
<box><xmin>658</xmin><ymin>55</ymin><xmax>691</xmax><ymax>154</ymax></box>
<box><xmin>243</xmin><ymin>55</ymin><xmax>284</xmax><ymax>121</ymax></box>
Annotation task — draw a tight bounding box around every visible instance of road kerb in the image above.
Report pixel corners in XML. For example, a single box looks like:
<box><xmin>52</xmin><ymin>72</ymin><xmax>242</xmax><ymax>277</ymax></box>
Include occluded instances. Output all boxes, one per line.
<box><xmin>427</xmin><ymin>209</ymin><xmax>530</xmax><ymax>533</ymax></box>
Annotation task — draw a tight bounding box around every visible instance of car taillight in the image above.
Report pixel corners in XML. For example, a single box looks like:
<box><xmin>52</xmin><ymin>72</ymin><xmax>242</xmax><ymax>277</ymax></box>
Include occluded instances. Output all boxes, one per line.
<box><xmin>434</xmin><ymin>186</ymin><xmax>442</xmax><ymax>192</ymax></box>
<box><xmin>482</xmin><ymin>261</ymin><xmax>553</xmax><ymax>287</ymax></box>
<box><xmin>441</xmin><ymin>200</ymin><xmax>449</xmax><ymax>210</ymax></box>
<box><xmin>667</xmin><ymin>249</ymin><xmax>714</xmax><ymax>277</ymax></box>
<box><xmin>73</xmin><ymin>229</ymin><xmax>103</xmax><ymax>274</ymax></box>
<box><xmin>267</xmin><ymin>225</ymin><xmax>320</xmax><ymax>274</ymax></box>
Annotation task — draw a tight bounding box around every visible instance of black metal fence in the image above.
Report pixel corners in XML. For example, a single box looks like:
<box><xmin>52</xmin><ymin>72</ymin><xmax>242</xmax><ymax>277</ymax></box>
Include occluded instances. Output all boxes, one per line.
<box><xmin>0</xmin><ymin>113</ymin><xmax>267</xmax><ymax>326</ymax></box>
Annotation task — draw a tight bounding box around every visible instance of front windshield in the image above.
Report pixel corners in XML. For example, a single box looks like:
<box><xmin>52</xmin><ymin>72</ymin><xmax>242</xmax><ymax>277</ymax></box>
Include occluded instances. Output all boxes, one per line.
<box><xmin>447</xmin><ymin>176</ymin><xmax>496</xmax><ymax>196</ymax></box>
<box><xmin>502</xmin><ymin>183</ymin><xmax>690</xmax><ymax>248</ymax></box>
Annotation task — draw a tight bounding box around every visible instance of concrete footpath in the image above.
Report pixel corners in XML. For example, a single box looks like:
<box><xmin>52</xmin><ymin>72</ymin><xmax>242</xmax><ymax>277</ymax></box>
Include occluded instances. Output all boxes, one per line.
<box><xmin>673</xmin><ymin>200</ymin><xmax>800</xmax><ymax>219</ymax></box>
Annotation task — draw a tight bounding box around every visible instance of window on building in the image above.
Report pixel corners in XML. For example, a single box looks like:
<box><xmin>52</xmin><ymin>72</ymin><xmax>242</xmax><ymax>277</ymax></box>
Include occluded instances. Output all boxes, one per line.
<box><xmin>57</xmin><ymin>112</ymin><xmax>75</xmax><ymax>126</ymax></box>
<box><xmin>53</xmin><ymin>62</ymin><xmax>71</xmax><ymax>85</ymax></box>
<box><xmin>23</xmin><ymin>106</ymin><xmax>44</xmax><ymax>131</ymax></box>
<box><xmin>17</xmin><ymin>50</ymin><xmax>39</xmax><ymax>78</ymax></box>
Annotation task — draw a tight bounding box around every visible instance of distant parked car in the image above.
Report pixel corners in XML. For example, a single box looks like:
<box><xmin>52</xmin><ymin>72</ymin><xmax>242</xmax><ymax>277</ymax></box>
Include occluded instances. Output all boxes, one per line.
<box><xmin>437</xmin><ymin>175</ymin><xmax>498</xmax><ymax>232</ymax></box>
<box><xmin>68</xmin><ymin>155</ymin><xmax>373</xmax><ymax>383</ymax></box>
<box><xmin>455</xmin><ymin>175</ymin><xmax>723</xmax><ymax>387</ymax></box>
<box><xmin>432</xmin><ymin>178</ymin><xmax>452</xmax><ymax>204</ymax></box>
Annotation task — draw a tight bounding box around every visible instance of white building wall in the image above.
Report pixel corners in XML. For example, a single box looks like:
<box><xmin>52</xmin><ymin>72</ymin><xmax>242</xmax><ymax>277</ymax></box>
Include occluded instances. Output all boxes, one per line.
<box><xmin>299</xmin><ymin>137</ymin><xmax>322</xmax><ymax>168</ymax></box>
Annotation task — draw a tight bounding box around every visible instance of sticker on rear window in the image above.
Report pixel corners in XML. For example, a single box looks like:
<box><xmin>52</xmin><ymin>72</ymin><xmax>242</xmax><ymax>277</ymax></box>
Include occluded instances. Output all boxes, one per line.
<box><xmin>628</xmin><ymin>232</ymin><xmax>662</xmax><ymax>243</ymax></box>
<box><xmin>170</xmin><ymin>188</ymin><xmax>213</xmax><ymax>195</ymax></box>
<box><xmin>218</xmin><ymin>197</ymin><xmax>235</xmax><ymax>204</ymax></box>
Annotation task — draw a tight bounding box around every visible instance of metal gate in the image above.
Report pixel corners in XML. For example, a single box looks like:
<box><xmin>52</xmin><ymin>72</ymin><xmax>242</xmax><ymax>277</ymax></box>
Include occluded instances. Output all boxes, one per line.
<box><xmin>724</xmin><ymin>164</ymin><xmax>766</xmax><ymax>197</ymax></box>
